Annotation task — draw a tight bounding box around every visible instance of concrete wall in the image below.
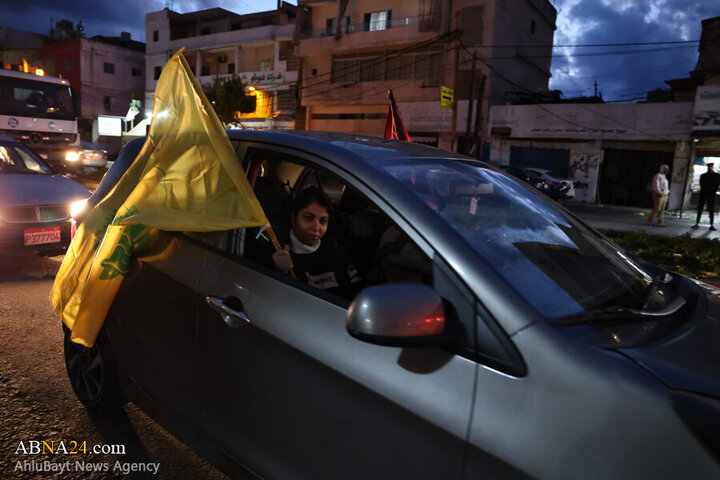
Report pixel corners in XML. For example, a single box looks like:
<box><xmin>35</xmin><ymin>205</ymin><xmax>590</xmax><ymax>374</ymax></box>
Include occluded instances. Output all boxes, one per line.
<box><xmin>489</xmin><ymin>103</ymin><xmax>696</xmax><ymax>210</ymax></box>
<box><xmin>490</xmin><ymin>103</ymin><xmax>694</xmax><ymax>141</ymax></box>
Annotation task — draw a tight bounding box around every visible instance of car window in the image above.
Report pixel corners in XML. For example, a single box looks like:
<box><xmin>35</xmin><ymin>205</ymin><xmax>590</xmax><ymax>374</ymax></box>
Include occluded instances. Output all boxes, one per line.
<box><xmin>198</xmin><ymin>148</ymin><xmax>432</xmax><ymax>302</ymax></box>
<box><xmin>367</xmin><ymin>157</ymin><xmax>652</xmax><ymax>320</ymax></box>
<box><xmin>0</xmin><ymin>144</ymin><xmax>52</xmax><ymax>174</ymax></box>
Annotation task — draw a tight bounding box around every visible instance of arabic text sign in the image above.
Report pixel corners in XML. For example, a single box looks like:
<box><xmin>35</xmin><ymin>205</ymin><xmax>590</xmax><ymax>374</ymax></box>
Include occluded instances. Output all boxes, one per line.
<box><xmin>239</xmin><ymin>71</ymin><xmax>285</xmax><ymax>86</ymax></box>
<box><xmin>693</xmin><ymin>86</ymin><xmax>720</xmax><ymax>132</ymax></box>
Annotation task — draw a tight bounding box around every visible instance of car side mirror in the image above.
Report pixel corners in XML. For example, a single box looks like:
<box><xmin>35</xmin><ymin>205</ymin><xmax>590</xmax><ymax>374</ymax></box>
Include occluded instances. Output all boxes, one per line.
<box><xmin>346</xmin><ymin>283</ymin><xmax>447</xmax><ymax>347</ymax></box>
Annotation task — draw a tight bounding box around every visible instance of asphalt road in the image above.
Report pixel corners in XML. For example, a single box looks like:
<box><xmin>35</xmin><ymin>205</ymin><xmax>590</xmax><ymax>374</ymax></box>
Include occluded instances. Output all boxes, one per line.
<box><xmin>0</xmin><ymin>253</ymin><xmax>228</xmax><ymax>479</ymax></box>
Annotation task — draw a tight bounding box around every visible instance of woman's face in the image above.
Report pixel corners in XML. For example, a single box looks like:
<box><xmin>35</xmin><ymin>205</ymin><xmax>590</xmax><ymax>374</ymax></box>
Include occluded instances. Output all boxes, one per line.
<box><xmin>291</xmin><ymin>201</ymin><xmax>329</xmax><ymax>246</ymax></box>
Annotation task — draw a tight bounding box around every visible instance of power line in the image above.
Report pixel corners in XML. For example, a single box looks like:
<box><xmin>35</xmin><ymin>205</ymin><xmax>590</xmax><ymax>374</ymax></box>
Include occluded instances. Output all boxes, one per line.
<box><xmin>300</xmin><ymin>44</ymin><xmax>460</xmax><ymax>101</ymax></box>
<box><xmin>297</xmin><ymin>30</ymin><xmax>456</xmax><ymax>93</ymax></box>
<box><xmin>488</xmin><ymin>44</ymin><xmax>698</xmax><ymax>60</ymax></box>
<box><xmin>490</xmin><ymin>40</ymin><xmax>701</xmax><ymax>48</ymax></box>
<box><xmin>240</xmin><ymin>30</ymin><xmax>457</xmax><ymax>98</ymax></box>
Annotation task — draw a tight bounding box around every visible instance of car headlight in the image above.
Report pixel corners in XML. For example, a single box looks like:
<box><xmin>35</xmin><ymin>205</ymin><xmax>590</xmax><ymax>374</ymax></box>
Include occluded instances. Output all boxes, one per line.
<box><xmin>65</xmin><ymin>151</ymin><xmax>80</xmax><ymax>162</ymax></box>
<box><xmin>70</xmin><ymin>199</ymin><xmax>89</xmax><ymax>218</ymax></box>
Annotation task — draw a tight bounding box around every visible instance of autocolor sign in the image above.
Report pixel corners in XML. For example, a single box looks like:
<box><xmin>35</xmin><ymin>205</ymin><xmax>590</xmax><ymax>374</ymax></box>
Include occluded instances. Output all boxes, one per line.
<box><xmin>400</xmin><ymin>102</ymin><xmax>452</xmax><ymax>132</ymax></box>
<box><xmin>693</xmin><ymin>86</ymin><xmax>720</xmax><ymax>132</ymax></box>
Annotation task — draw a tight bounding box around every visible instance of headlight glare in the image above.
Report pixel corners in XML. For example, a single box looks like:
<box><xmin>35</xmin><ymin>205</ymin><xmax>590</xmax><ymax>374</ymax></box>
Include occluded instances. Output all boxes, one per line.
<box><xmin>70</xmin><ymin>199</ymin><xmax>88</xmax><ymax>218</ymax></box>
<box><xmin>65</xmin><ymin>151</ymin><xmax>80</xmax><ymax>162</ymax></box>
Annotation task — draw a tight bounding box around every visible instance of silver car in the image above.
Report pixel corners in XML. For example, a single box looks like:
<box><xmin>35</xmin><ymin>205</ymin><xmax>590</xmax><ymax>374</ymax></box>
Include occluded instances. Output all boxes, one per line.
<box><xmin>0</xmin><ymin>135</ymin><xmax>90</xmax><ymax>255</ymax></box>
<box><xmin>65</xmin><ymin>131</ymin><xmax>720</xmax><ymax>480</ymax></box>
<box><xmin>65</xmin><ymin>141</ymin><xmax>108</xmax><ymax>169</ymax></box>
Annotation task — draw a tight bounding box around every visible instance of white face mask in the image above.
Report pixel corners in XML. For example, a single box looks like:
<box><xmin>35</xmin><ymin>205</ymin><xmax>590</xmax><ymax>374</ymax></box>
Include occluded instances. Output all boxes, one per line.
<box><xmin>290</xmin><ymin>230</ymin><xmax>320</xmax><ymax>254</ymax></box>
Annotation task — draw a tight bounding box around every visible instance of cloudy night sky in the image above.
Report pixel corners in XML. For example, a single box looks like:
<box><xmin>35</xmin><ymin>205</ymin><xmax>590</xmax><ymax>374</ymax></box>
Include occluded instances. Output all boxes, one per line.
<box><xmin>1</xmin><ymin>0</ymin><xmax>716</xmax><ymax>102</ymax></box>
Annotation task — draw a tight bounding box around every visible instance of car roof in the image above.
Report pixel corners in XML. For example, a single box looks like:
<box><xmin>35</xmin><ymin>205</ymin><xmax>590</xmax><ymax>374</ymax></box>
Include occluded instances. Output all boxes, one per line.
<box><xmin>0</xmin><ymin>135</ymin><xmax>21</xmax><ymax>144</ymax></box>
<box><xmin>226</xmin><ymin>130</ymin><xmax>470</xmax><ymax>164</ymax></box>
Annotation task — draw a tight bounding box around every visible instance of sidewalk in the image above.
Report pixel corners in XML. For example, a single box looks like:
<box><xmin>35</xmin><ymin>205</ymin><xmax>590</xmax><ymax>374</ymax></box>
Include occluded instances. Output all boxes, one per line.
<box><xmin>564</xmin><ymin>203</ymin><xmax>720</xmax><ymax>240</ymax></box>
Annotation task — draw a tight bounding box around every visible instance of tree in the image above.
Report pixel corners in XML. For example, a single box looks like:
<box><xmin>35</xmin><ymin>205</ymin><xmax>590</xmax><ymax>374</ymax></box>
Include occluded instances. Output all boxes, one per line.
<box><xmin>201</xmin><ymin>75</ymin><xmax>257</xmax><ymax>126</ymax></box>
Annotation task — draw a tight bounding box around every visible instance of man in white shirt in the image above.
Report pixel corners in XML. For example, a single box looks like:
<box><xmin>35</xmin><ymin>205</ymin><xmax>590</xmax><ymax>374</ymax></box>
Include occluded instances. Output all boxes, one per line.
<box><xmin>647</xmin><ymin>164</ymin><xmax>670</xmax><ymax>227</ymax></box>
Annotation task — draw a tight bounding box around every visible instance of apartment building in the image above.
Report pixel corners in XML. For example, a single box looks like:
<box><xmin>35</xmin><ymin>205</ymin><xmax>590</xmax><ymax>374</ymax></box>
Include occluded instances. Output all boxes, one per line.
<box><xmin>295</xmin><ymin>0</ymin><xmax>556</xmax><ymax>151</ymax></box>
<box><xmin>145</xmin><ymin>3</ymin><xmax>299</xmax><ymax>130</ymax></box>
<box><xmin>41</xmin><ymin>23</ymin><xmax>145</xmax><ymax>157</ymax></box>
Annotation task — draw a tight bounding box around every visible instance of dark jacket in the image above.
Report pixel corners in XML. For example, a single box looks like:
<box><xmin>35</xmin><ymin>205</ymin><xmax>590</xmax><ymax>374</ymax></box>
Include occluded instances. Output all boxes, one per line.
<box><xmin>289</xmin><ymin>236</ymin><xmax>361</xmax><ymax>299</ymax></box>
<box><xmin>700</xmin><ymin>171</ymin><xmax>720</xmax><ymax>197</ymax></box>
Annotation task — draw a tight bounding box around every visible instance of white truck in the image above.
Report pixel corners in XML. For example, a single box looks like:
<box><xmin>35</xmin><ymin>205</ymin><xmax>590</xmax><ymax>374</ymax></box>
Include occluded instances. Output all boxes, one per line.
<box><xmin>0</xmin><ymin>68</ymin><xmax>79</xmax><ymax>168</ymax></box>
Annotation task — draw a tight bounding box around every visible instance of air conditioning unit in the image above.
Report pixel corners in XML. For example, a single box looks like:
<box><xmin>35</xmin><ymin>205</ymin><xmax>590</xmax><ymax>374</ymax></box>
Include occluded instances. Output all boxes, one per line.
<box><xmin>218</xmin><ymin>55</ymin><xmax>228</xmax><ymax>63</ymax></box>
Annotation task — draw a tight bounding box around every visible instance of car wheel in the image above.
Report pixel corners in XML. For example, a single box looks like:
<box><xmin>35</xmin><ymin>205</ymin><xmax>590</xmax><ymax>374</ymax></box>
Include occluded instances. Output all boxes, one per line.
<box><xmin>63</xmin><ymin>325</ymin><xmax>124</xmax><ymax>412</ymax></box>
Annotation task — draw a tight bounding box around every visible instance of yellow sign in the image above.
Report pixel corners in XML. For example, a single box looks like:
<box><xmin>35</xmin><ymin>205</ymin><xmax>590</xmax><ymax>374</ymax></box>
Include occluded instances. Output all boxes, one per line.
<box><xmin>440</xmin><ymin>86</ymin><xmax>455</xmax><ymax>108</ymax></box>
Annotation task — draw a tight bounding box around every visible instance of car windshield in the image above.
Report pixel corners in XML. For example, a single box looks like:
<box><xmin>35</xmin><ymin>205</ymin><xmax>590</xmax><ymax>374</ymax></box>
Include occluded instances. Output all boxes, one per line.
<box><xmin>0</xmin><ymin>76</ymin><xmax>76</xmax><ymax>121</ymax></box>
<box><xmin>369</xmin><ymin>157</ymin><xmax>652</xmax><ymax>320</ymax></box>
<box><xmin>0</xmin><ymin>143</ymin><xmax>53</xmax><ymax>174</ymax></box>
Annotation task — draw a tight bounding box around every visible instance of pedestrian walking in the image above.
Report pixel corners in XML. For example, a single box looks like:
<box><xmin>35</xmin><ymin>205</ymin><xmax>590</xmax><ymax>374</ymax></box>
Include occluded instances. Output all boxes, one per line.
<box><xmin>692</xmin><ymin>163</ymin><xmax>720</xmax><ymax>231</ymax></box>
<box><xmin>647</xmin><ymin>164</ymin><xmax>670</xmax><ymax>227</ymax></box>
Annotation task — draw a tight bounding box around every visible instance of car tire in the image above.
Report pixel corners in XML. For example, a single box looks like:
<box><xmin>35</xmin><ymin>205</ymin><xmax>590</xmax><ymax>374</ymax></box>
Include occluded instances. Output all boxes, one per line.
<box><xmin>63</xmin><ymin>324</ymin><xmax>125</xmax><ymax>412</ymax></box>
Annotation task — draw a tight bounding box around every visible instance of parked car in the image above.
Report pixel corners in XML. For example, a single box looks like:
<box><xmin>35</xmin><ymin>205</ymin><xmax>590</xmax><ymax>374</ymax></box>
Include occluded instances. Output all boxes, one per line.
<box><xmin>496</xmin><ymin>164</ymin><xmax>553</xmax><ymax>196</ymax></box>
<box><xmin>524</xmin><ymin>167</ymin><xmax>575</xmax><ymax>199</ymax></box>
<box><xmin>65</xmin><ymin>141</ymin><xmax>108</xmax><ymax>169</ymax></box>
<box><xmin>65</xmin><ymin>131</ymin><xmax>720</xmax><ymax>480</ymax></box>
<box><xmin>0</xmin><ymin>136</ymin><xmax>90</xmax><ymax>255</ymax></box>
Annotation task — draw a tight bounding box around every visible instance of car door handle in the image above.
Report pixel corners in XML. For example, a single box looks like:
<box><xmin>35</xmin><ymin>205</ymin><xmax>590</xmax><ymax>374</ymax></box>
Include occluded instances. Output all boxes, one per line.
<box><xmin>206</xmin><ymin>296</ymin><xmax>251</xmax><ymax>328</ymax></box>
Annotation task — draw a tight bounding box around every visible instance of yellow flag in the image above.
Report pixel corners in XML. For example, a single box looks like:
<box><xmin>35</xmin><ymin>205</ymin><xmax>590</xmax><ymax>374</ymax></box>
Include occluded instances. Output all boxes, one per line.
<box><xmin>50</xmin><ymin>50</ymin><xmax>269</xmax><ymax>347</ymax></box>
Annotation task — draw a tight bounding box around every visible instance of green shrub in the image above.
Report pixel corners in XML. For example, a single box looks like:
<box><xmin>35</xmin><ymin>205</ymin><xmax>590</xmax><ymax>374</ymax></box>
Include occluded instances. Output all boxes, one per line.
<box><xmin>599</xmin><ymin>229</ymin><xmax>720</xmax><ymax>279</ymax></box>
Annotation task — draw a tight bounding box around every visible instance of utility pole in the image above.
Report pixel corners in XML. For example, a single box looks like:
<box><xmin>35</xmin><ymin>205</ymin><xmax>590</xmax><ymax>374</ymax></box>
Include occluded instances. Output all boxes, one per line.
<box><xmin>464</xmin><ymin>53</ymin><xmax>477</xmax><ymax>155</ymax></box>
<box><xmin>472</xmin><ymin>74</ymin><xmax>486</xmax><ymax>159</ymax></box>
<box><xmin>450</xmin><ymin>26</ymin><xmax>460</xmax><ymax>152</ymax></box>
<box><xmin>594</xmin><ymin>80</ymin><xmax>598</xmax><ymax>98</ymax></box>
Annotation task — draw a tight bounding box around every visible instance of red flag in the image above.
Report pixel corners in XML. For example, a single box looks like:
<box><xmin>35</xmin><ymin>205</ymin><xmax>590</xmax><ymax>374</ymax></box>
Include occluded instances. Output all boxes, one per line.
<box><xmin>384</xmin><ymin>89</ymin><xmax>411</xmax><ymax>141</ymax></box>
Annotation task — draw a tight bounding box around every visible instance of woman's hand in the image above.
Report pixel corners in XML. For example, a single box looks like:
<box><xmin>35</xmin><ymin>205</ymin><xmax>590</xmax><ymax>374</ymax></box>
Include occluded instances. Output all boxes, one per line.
<box><xmin>272</xmin><ymin>244</ymin><xmax>294</xmax><ymax>273</ymax></box>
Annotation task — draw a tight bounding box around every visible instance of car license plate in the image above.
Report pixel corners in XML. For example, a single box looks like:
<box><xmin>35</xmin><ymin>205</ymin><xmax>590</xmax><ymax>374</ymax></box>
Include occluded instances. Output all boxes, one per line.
<box><xmin>24</xmin><ymin>226</ymin><xmax>61</xmax><ymax>246</ymax></box>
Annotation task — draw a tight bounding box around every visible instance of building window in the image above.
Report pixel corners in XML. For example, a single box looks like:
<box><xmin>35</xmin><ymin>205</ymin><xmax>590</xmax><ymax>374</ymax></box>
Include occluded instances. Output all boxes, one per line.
<box><xmin>64</xmin><ymin>59</ymin><xmax>74</xmax><ymax>71</ymax></box>
<box><xmin>201</xmin><ymin>65</ymin><xmax>210</xmax><ymax>76</ymax></box>
<box><xmin>103</xmin><ymin>96</ymin><xmax>116</xmax><ymax>110</ymax></box>
<box><xmin>131</xmin><ymin>67</ymin><xmax>142</xmax><ymax>77</ymax></box>
<box><xmin>325</xmin><ymin>16</ymin><xmax>350</xmax><ymax>35</ymax></box>
<box><xmin>531</xmin><ymin>19</ymin><xmax>536</xmax><ymax>34</ymax></box>
<box><xmin>331</xmin><ymin>45</ymin><xmax>443</xmax><ymax>84</ymax></box>
<box><xmin>259</xmin><ymin>59</ymin><xmax>271</xmax><ymax>71</ymax></box>
<box><xmin>154</xmin><ymin>66</ymin><xmax>162</xmax><ymax>80</ymax></box>
<box><xmin>103</xmin><ymin>62</ymin><xmax>115</xmax><ymax>74</ymax></box>
<box><xmin>228</xmin><ymin>63</ymin><xmax>235</xmax><ymax>74</ymax></box>
<box><xmin>364</xmin><ymin>11</ymin><xmax>391</xmax><ymax>31</ymax></box>
<box><xmin>153</xmin><ymin>30</ymin><xmax>159</xmax><ymax>42</ymax></box>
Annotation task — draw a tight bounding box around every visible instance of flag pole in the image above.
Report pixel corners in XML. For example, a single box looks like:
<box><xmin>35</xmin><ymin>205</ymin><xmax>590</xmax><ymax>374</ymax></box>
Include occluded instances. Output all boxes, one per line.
<box><xmin>266</xmin><ymin>224</ymin><xmax>296</xmax><ymax>280</ymax></box>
